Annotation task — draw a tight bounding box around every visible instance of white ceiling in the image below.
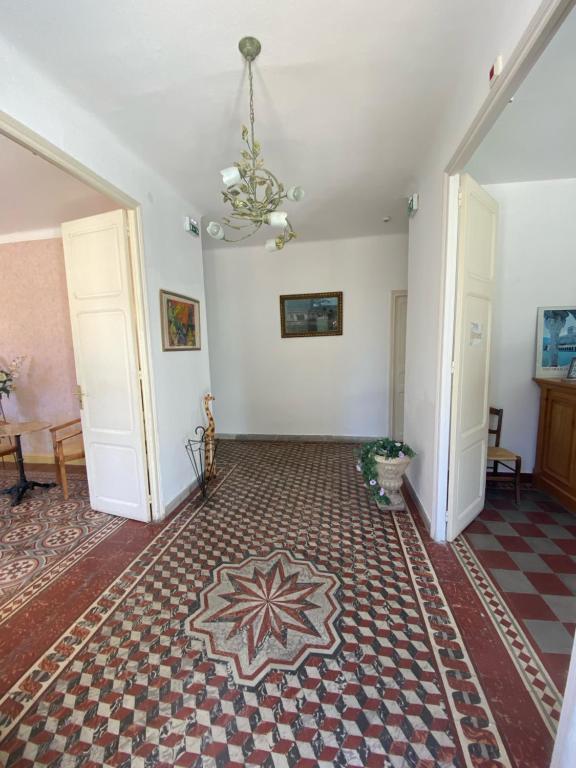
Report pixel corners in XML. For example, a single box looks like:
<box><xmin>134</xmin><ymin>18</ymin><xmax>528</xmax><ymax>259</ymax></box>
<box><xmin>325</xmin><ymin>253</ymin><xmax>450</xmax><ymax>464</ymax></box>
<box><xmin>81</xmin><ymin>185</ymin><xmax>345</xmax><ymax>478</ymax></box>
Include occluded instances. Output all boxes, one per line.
<box><xmin>0</xmin><ymin>133</ymin><xmax>116</xmax><ymax>235</ymax></box>
<box><xmin>467</xmin><ymin>7</ymin><xmax>576</xmax><ymax>184</ymax></box>
<box><xmin>0</xmin><ymin>0</ymin><xmax>543</xmax><ymax>243</ymax></box>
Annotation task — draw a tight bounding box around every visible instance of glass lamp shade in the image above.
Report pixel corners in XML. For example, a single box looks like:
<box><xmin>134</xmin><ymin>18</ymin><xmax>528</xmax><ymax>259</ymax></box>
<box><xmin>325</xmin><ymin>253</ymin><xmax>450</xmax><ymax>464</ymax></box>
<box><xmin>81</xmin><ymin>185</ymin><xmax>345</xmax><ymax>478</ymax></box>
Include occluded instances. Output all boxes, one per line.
<box><xmin>206</xmin><ymin>221</ymin><xmax>225</xmax><ymax>240</ymax></box>
<box><xmin>220</xmin><ymin>166</ymin><xmax>242</xmax><ymax>186</ymax></box>
<box><xmin>287</xmin><ymin>186</ymin><xmax>305</xmax><ymax>202</ymax></box>
<box><xmin>265</xmin><ymin>211</ymin><xmax>288</xmax><ymax>228</ymax></box>
<box><xmin>265</xmin><ymin>237</ymin><xmax>285</xmax><ymax>252</ymax></box>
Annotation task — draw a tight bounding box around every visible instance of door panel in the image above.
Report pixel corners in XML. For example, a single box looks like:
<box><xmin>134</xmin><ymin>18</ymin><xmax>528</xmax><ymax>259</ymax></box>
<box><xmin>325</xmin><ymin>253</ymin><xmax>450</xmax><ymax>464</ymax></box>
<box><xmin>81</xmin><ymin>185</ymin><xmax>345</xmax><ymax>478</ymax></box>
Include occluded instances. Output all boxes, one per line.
<box><xmin>447</xmin><ymin>175</ymin><xmax>498</xmax><ymax>541</ymax></box>
<box><xmin>61</xmin><ymin>210</ymin><xmax>150</xmax><ymax>521</ymax></box>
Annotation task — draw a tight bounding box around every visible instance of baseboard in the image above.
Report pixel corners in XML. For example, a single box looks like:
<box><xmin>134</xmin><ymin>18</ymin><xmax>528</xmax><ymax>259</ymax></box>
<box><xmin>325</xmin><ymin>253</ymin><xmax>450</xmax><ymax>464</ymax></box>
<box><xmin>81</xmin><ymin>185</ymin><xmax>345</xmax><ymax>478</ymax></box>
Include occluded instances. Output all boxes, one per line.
<box><xmin>402</xmin><ymin>476</ymin><xmax>431</xmax><ymax>533</ymax></box>
<box><xmin>162</xmin><ymin>479</ymin><xmax>199</xmax><ymax>521</ymax></box>
<box><xmin>217</xmin><ymin>434</ymin><xmax>376</xmax><ymax>443</ymax></box>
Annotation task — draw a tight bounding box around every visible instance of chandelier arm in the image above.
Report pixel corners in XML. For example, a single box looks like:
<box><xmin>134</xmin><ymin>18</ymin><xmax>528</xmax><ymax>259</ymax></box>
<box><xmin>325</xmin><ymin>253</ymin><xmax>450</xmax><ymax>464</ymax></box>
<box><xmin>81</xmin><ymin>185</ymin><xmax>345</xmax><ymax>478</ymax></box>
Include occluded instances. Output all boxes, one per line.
<box><xmin>223</xmin><ymin>222</ymin><xmax>262</xmax><ymax>242</ymax></box>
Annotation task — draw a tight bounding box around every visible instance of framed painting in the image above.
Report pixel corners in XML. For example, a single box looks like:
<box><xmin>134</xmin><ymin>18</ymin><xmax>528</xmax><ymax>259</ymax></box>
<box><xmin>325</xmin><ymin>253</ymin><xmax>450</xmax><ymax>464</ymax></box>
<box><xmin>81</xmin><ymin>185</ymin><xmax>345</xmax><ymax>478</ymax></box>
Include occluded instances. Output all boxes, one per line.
<box><xmin>160</xmin><ymin>290</ymin><xmax>201</xmax><ymax>351</ymax></box>
<box><xmin>280</xmin><ymin>292</ymin><xmax>343</xmax><ymax>338</ymax></box>
<box><xmin>536</xmin><ymin>306</ymin><xmax>576</xmax><ymax>378</ymax></box>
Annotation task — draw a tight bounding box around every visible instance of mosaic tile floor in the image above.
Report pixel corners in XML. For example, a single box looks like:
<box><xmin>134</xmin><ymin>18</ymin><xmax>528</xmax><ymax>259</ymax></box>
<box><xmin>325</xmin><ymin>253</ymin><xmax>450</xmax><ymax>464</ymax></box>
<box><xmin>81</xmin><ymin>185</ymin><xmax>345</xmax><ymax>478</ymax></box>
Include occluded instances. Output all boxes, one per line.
<box><xmin>0</xmin><ymin>469</ymin><xmax>125</xmax><ymax>620</ymax></box>
<box><xmin>0</xmin><ymin>444</ymin><xmax>563</xmax><ymax>767</ymax></box>
<box><xmin>459</xmin><ymin>486</ymin><xmax>576</xmax><ymax>692</ymax></box>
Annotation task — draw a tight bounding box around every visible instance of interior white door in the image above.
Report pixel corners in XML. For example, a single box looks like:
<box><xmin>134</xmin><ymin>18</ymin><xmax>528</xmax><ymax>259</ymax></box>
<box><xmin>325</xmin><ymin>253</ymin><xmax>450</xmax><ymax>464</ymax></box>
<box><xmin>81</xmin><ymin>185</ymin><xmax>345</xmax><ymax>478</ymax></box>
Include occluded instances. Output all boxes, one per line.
<box><xmin>447</xmin><ymin>174</ymin><xmax>498</xmax><ymax>541</ymax></box>
<box><xmin>61</xmin><ymin>209</ymin><xmax>151</xmax><ymax>521</ymax></box>
<box><xmin>391</xmin><ymin>292</ymin><xmax>408</xmax><ymax>440</ymax></box>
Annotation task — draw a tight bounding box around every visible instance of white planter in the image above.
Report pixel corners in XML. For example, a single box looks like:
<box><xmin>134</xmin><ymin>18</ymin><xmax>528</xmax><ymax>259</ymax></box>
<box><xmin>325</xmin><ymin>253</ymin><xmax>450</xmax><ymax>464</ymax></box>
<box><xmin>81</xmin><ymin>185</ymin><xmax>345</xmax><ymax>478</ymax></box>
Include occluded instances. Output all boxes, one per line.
<box><xmin>374</xmin><ymin>455</ymin><xmax>412</xmax><ymax>509</ymax></box>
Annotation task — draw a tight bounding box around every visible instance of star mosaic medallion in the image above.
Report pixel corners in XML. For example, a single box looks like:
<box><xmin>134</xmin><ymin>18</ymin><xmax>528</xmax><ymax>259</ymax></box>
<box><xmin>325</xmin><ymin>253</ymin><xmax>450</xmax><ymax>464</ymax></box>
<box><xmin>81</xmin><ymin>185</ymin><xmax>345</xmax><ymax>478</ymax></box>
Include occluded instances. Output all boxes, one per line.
<box><xmin>191</xmin><ymin>550</ymin><xmax>341</xmax><ymax>685</ymax></box>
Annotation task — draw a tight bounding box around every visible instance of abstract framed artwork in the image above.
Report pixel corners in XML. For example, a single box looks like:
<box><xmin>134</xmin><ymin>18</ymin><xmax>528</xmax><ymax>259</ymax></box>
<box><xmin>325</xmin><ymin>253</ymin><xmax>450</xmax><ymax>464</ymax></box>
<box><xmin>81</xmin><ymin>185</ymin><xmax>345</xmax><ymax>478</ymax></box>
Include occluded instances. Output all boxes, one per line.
<box><xmin>535</xmin><ymin>306</ymin><xmax>576</xmax><ymax>378</ymax></box>
<box><xmin>160</xmin><ymin>290</ymin><xmax>201</xmax><ymax>351</ymax></box>
<box><xmin>280</xmin><ymin>292</ymin><xmax>343</xmax><ymax>338</ymax></box>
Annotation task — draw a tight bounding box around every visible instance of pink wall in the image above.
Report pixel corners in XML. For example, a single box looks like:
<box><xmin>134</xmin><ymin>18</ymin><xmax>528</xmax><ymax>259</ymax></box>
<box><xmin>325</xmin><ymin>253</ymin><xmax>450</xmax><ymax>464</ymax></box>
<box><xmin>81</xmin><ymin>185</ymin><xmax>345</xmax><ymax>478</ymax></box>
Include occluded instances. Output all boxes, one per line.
<box><xmin>0</xmin><ymin>238</ymin><xmax>80</xmax><ymax>456</ymax></box>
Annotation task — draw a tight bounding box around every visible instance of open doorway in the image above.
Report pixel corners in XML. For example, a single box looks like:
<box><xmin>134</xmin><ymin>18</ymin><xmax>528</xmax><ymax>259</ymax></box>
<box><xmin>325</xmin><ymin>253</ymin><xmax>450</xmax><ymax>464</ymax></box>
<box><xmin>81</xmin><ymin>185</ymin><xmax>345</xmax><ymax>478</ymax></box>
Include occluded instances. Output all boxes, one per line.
<box><xmin>0</xmin><ymin>130</ymin><xmax>154</xmax><ymax>522</ymax></box>
<box><xmin>440</xmin><ymin>4</ymin><xmax>576</xmax><ymax>760</ymax></box>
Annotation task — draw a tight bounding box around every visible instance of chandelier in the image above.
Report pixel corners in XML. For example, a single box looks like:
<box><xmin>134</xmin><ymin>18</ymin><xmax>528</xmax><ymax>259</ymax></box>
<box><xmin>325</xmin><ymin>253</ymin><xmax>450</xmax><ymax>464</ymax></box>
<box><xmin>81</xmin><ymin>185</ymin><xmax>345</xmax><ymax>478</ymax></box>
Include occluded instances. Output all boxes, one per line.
<box><xmin>206</xmin><ymin>37</ymin><xmax>305</xmax><ymax>251</ymax></box>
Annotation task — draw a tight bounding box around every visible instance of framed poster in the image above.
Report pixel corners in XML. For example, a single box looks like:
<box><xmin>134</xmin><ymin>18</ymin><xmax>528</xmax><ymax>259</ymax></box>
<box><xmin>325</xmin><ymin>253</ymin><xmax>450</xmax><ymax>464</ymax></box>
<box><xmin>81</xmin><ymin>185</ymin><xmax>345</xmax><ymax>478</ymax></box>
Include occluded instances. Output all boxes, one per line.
<box><xmin>160</xmin><ymin>290</ymin><xmax>201</xmax><ymax>351</ymax></box>
<box><xmin>536</xmin><ymin>306</ymin><xmax>576</xmax><ymax>378</ymax></box>
<box><xmin>280</xmin><ymin>292</ymin><xmax>343</xmax><ymax>338</ymax></box>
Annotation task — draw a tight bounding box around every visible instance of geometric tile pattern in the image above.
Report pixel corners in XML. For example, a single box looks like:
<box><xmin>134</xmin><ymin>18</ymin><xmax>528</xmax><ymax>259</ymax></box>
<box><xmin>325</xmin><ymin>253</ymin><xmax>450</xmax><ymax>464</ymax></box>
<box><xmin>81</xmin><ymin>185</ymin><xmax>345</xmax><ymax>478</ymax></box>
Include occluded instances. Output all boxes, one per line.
<box><xmin>453</xmin><ymin>535</ymin><xmax>562</xmax><ymax>736</ymax></box>
<box><xmin>460</xmin><ymin>486</ymin><xmax>576</xmax><ymax>691</ymax></box>
<box><xmin>193</xmin><ymin>550</ymin><xmax>341</xmax><ymax>686</ymax></box>
<box><xmin>0</xmin><ymin>469</ymin><xmax>125</xmax><ymax>624</ymax></box>
<box><xmin>0</xmin><ymin>442</ymin><xmax>516</xmax><ymax>767</ymax></box>
<box><xmin>394</xmin><ymin>512</ymin><xmax>511</xmax><ymax>766</ymax></box>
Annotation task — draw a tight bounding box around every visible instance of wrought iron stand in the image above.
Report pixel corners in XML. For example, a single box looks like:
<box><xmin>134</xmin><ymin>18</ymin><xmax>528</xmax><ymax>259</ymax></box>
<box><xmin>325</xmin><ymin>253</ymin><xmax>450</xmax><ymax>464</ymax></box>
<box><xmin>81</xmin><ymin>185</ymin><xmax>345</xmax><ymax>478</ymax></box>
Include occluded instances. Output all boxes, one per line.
<box><xmin>185</xmin><ymin>426</ymin><xmax>217</xmax><ymax>499</ymax></box>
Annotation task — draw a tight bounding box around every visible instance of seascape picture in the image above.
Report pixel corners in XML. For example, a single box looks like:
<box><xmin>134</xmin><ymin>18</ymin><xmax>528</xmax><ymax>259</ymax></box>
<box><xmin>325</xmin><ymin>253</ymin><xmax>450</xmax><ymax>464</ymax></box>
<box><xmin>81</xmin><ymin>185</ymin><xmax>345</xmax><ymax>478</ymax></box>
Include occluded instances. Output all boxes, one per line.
<box><xmin>536</xmin><ymin>307</ymin><xmax>576</xmax><ymax>377</ymax></box>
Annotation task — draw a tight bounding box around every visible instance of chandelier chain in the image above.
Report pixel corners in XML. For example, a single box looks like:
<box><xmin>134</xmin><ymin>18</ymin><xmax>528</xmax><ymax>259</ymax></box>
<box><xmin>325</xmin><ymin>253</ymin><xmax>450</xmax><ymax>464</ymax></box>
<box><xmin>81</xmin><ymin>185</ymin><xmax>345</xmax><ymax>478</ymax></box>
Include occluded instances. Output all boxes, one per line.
<box><xmin>248</xmin><ymin>59</ymin><xmax>256</xmax><ymax>170</ymax></box>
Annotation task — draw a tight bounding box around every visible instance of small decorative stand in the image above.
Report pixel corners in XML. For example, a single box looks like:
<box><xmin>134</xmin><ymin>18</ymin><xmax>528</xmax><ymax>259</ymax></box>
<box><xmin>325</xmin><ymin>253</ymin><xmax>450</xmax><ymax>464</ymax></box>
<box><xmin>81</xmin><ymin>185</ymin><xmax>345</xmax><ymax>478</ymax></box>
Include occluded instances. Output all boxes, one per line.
<box><xmin>185</xmin><ymin>426</ymin><xmax>217</xmax><ymax>499</ymax></box>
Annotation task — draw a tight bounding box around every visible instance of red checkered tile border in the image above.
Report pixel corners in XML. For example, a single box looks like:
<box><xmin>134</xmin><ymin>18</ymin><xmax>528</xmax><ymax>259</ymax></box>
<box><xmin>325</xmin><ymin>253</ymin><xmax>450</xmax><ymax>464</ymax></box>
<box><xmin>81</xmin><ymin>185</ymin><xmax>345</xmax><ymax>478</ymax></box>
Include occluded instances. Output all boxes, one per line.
<box><xmin>453</xmin><ymin>536</ymin><xmax>562</xmax><ymax>734</ymax></box>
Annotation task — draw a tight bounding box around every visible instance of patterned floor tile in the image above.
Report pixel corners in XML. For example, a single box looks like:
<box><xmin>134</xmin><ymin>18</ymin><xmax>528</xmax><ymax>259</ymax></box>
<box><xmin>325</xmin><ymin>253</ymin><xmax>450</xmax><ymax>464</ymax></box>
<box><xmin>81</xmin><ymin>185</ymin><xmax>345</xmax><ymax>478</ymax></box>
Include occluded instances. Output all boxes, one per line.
<box><xmin>0</xmin><ymin>442</ymin><xmax>516</xmax><ymax>768</ymax></box>
<box><xmin>0</xmin><ymin>469</ymin><xmax>125</xmax><ymax>623</ymax></box>
<box><xmin>460</xmin><ymin>485</ymin><xmax>576</xmax><ymax>693</ymax></box>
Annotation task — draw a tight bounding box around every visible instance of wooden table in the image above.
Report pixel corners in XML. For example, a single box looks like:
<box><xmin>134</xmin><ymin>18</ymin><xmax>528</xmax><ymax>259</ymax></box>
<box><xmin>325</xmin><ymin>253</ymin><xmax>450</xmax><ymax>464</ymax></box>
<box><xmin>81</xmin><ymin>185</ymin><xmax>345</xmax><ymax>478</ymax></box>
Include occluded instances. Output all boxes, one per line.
<box><xmin>0</xmin><ymin>421</ymin><xmax>56</xmax><ymax>506</ymax></box>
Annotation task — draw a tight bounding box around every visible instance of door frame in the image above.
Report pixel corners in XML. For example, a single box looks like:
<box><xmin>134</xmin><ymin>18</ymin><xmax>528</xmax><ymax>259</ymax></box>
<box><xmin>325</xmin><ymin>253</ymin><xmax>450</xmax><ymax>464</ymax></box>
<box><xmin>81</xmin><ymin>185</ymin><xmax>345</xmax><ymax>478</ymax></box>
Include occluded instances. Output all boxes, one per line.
<box><xmin>0</xmin><ymin>110</ymin><xmax>160</xmax><ymax>520</ymax></box>
<box><xmin>389</xmin><ymin>290</ymin><xmax>408</xmax><ymax>441</ymax></box>
<box><xmin>435</xmin><ymin>0</ymin><xmax>576</xmax><ymax>543</ymax></box>
<box><xmin>434</xmin><ymin>1</ymin><xmax>576</xmax><ymax>763</ymax></box>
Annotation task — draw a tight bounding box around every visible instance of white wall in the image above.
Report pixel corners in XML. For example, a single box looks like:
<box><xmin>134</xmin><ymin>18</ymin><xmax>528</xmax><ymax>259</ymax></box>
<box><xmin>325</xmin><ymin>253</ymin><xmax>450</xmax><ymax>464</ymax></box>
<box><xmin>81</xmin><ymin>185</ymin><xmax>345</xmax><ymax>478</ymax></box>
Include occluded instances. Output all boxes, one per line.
<box><xmin>203</xmin><ymin>234</ymin><xmax>408</xmax><ymax>437</ymax></box>
<box><xmin>403</xmin><ymin>0</ymin><xmax>544</xmax><ymax>536</ymax></box>
<box><xmin>0</xmin><ymin>36</ymin><xmax>211</xmax><ymax>516</ymax></box>
<box><xmin>484</xmin><ymin>178</ymin><xmax>576</xmax><ymax>472</ymax></box>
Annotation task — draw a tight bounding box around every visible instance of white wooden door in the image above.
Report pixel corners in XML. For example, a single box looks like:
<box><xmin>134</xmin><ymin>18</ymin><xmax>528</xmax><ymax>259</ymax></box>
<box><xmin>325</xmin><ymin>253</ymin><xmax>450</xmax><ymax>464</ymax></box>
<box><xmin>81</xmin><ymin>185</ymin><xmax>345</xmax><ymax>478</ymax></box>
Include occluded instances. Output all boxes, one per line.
<box><xmin>447</xmin><ymin>175</ymin><xmax>498</xmax><ymax>541</ymax></box>
<box><xmin>391</xmin><ymin>292</ymin><xmax>407</xmax><ymax>440</ymax></box>
<box><xmin>61</xmin><ymin>210</ymin><xmax>151</xmax><ymax>521</ymax></box>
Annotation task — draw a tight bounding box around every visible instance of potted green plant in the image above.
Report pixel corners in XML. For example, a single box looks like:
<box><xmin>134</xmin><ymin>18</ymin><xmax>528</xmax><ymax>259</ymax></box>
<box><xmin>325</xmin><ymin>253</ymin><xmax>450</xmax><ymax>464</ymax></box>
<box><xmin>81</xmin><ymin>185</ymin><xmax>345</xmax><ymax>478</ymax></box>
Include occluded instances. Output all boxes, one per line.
<box><xmin>357</xmin><ymin>438</ymin><xmax>415</xmax><ymax>509</ymax></box>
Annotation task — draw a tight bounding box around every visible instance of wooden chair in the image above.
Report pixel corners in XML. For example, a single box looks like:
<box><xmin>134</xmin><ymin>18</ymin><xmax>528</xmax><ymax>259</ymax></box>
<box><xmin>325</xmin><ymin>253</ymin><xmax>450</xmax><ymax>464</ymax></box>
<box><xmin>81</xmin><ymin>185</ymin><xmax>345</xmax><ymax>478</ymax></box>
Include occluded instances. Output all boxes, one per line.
<box><xmin>50</xmin><ymin>418</ymin><xmax>84</xmax><ymax>500</ymax></box>
<box><xmin>487</xmin><ymin>407</ymin><xmax>521</xmax><ymax>505</ymax></box>
<box><xmin>0</xmin><ymin>412</ymin><xmax>17</xmax><ymax>465</ymax></box>
<box><xmin>0</xmin><ymin>438</ymin><xmax>16</xmax><ymax>464</ymax></box>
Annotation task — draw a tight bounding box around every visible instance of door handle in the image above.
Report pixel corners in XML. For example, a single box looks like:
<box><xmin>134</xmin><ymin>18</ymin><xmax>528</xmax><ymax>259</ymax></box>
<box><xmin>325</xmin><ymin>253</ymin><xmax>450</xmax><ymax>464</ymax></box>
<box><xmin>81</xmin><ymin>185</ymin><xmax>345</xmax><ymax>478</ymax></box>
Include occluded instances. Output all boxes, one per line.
<box><xmin>74</xmin><ymin>385</ymin><xmax>85</xmax><ymax>410</ymax></box>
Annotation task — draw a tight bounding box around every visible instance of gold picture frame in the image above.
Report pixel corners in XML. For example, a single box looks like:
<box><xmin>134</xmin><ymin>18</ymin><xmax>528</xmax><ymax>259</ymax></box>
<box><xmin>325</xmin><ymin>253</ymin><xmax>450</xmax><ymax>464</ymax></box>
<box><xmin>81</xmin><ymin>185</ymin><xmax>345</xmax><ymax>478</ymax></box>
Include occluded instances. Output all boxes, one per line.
<box><xmin>160</xmin><ymin>290</ymin><xmax>201</xmax><ymax>351</ymax></box>
<box><xmin>280</xmin><ymin>292</ymin><xmax>343</xmax><ymax>338</ymax></box>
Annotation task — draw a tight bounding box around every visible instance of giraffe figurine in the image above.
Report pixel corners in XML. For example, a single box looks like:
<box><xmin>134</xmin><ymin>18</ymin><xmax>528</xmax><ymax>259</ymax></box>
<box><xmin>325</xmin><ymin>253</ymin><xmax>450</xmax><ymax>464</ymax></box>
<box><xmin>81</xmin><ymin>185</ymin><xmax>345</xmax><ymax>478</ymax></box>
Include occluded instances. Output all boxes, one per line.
<box><xmin>203</xmin><ymin>393</ymin><xmax>216</xmax><ymax>479</ymax></box>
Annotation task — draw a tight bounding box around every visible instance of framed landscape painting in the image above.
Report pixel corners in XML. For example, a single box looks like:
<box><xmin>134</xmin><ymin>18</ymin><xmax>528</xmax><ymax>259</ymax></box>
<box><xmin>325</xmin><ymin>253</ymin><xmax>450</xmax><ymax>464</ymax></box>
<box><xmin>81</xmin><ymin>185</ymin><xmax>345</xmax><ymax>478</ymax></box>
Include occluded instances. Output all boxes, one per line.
<box><xmin>536</xmin><ymin>306</ymin><xmax>576</xmax><ymax>378</ymax></box>
<box><xmin>280</xmin><ymin>292</ymin><xmax>343</xmax><ymax>338</ymax></box>
<box><xmin>160</xmin><ymin>290</ymin><xmax>201</xmax><ymax>351</ymax></box>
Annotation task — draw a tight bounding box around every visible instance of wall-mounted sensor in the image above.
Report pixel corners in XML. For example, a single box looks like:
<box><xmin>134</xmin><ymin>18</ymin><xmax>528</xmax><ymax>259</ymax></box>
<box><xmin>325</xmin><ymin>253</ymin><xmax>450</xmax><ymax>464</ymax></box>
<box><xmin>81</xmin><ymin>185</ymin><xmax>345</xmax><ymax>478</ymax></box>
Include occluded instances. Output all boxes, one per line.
<box><xmin>184</xmin><ymin>216</ymin><xmax>200</xmax><ymax>236</ymax></box>
<box><xmin>489</xmin><ymin>55</ymin><xmax>503</xmax><ymax>87</ymax></box>
<box><xmin>408</xmin><ymin>193</ymin><xmax>419</xmax><ymax>217</ymax></box>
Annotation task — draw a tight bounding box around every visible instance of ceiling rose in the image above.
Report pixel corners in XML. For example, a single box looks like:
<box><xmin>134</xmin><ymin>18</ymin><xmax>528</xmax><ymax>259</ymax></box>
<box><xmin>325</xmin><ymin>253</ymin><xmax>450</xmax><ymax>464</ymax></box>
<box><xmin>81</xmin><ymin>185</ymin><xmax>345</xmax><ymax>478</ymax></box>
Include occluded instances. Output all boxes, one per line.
<box><xmin>206</xmin><ymin>37</ymin><xmax>305</xmax><ymax>252</ymax></box>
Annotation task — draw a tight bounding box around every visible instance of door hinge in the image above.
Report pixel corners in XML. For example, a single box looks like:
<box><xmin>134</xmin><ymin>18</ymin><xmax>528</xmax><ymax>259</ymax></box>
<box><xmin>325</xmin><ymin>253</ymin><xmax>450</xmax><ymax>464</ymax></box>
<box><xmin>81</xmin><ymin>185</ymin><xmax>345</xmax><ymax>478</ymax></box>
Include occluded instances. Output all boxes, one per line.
<box><xmin>137</xmin><ymin>369</ymin><xmax>143</xmax><ymax>380</ymax></box>
<box><xmin>451</xmin><ymin>360</ymin><xmax>456</xmax><ymax>375</ymax></box>
<box><xmin>458</xmin><ymin>190</ymin><xmax>463</xmax><ymax>208</ymax></box>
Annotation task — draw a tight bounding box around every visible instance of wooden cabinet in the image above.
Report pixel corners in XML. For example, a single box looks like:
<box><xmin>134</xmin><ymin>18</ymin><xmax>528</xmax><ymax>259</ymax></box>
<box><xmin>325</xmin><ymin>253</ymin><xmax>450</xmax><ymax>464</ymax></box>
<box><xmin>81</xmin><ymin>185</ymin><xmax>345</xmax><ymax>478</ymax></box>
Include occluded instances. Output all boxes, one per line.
<box><xmin>534</xmin><ymin>378</ymin><xmax>576</xmax><ymax>513</ymax></box>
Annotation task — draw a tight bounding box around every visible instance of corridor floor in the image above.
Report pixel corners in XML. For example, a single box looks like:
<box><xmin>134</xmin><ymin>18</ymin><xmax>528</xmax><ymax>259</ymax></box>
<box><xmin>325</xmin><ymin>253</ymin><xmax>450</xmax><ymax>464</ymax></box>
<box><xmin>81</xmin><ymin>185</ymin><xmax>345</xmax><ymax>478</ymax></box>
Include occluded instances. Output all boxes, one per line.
<box><xmin>0</xmin><ymin>443</ymin><xmax>568</xmax><ymax>768</ymax></box>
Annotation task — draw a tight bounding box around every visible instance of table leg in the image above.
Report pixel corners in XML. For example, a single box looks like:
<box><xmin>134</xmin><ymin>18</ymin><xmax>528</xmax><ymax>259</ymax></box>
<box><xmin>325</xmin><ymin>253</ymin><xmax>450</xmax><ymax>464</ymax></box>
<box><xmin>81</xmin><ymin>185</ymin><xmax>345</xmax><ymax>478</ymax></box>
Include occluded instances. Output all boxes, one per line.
<box><xmin>0</xmin><ymin>435</ymin><xmax>57</xmax><ymax>506</ymax></box>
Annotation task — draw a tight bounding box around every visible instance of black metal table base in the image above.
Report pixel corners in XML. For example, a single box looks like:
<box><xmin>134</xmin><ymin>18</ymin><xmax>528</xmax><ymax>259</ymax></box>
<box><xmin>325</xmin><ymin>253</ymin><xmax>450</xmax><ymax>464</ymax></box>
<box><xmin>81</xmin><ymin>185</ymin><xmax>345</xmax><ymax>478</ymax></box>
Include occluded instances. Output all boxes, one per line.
<box><xmin>0</xmin><ymin>479</ymin><xmax>57</xmax><ymax>507</ymax></box>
